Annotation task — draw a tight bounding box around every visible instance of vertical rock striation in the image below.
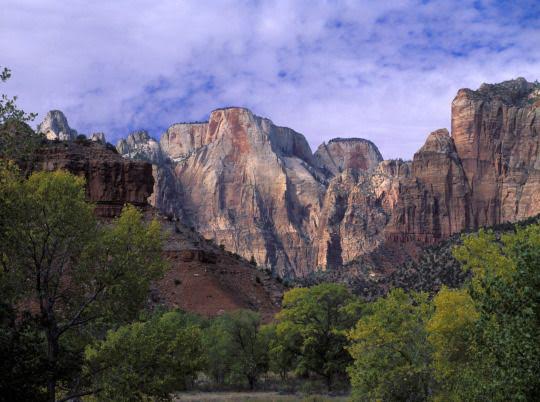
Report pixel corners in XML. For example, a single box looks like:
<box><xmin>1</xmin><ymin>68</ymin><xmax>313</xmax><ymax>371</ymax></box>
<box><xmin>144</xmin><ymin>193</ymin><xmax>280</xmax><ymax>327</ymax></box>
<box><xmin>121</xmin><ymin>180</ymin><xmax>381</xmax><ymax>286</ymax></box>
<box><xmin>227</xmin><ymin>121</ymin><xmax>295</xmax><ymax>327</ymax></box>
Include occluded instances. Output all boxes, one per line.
<box><xmin>314</xmin><ymin>138</ymin><xmax>383</xmax><ymax>176</ymax></box>
<box><xmin>108</xmin><ymin>78</ymin><xmax>540</xmax><ymax>278</ymax></box>
<box><xmin>37</xmin><ymin>110</ymin><xmax>78</xmax><ymax>141</ymax></box>
<box><xmin>451</xmin><ymin>78</ymin><xmax>540</xmax><ymax>226</ymax></box>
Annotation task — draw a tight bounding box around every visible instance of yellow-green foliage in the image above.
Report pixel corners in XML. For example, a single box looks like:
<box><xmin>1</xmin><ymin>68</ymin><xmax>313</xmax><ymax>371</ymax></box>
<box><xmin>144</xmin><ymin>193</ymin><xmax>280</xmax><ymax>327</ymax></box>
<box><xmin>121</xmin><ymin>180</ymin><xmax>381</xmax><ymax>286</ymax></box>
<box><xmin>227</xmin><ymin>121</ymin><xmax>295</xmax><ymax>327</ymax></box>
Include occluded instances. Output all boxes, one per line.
<box><xmin>347</xmin><ymin>288</ymin><xmax>432</xmax><ymax>401</ymax></box>
<box><xmin>445</xmin><ymin>225</ymin><xmax>540</xmax><ymax>401</ymax></box>
<box><xmin>272</xmin><ymin>284</ymin><xmax>361</xmax><ymax>390</ymax></box>
<box><xmin>453</xmin><ymin>229</ymin><xmax>515</xmax><ymax>292</ymax></box>
<box><xmin>85</xmin><ymin>310</ymin><xmax>205</xmax><ymax>401</ymax></box>
<box><xmin>426</xmin><ymin>287</ymin><xmax>478</xmax><ymax>401</ymax></box>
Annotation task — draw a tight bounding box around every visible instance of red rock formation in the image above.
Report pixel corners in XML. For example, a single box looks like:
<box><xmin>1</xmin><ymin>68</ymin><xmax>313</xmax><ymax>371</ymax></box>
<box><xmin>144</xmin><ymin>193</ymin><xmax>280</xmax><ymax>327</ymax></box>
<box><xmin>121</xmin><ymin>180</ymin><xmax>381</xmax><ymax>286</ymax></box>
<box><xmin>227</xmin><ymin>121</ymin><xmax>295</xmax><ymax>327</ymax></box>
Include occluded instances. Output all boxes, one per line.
<box><xmin>384</xmin><ymin>128</ymin><xmax>471</xmax><ymax>243</ymax></box>
<box><xmin>35</xmin><ymin>140</ymin><xmax>154</xmax><ymax>217</ymax></box>
<box><xmin>110</xmin><ymin>78</ymin><xmax>540</xmax><ymax>279</ymax></box>
<box><xmin>314</xmin><ymin>138</ymin><xmax>383</xmax><ymax>176</ymax></box>
<box><xmin>33</xmin><ymin>138</ymin><xmax>283</xmax><ymax>319</ymax></box>
<box><xmin>451</xmin><ymin>78</ymin><xmax>540</xmax><ymax>226</ymax></box>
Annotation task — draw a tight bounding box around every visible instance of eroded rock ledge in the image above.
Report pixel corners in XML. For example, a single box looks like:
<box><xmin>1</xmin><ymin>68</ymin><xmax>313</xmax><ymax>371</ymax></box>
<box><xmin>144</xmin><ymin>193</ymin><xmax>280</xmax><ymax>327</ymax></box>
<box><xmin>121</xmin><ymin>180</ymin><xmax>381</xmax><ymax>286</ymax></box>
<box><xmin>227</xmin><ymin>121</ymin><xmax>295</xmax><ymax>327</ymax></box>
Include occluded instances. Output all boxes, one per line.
<box><xmin>39</xmin><ymin>78</ymin><xmax>540</xmax><ymax>278</ymax></box>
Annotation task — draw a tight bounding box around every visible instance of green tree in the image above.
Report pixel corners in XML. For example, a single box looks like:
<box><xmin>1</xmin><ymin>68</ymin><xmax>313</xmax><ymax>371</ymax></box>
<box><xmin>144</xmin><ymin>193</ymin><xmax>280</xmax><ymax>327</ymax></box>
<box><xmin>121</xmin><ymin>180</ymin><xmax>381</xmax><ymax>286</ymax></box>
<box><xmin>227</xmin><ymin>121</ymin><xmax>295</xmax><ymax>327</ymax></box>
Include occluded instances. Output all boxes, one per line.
<box><xmin>204</xmin><ymin>310</ymin><xmax>268</xmax><ymax>389</ymax></box>
<box><xmin>347</xmin><ymin>288</ymin><xmax>432</xmax><ymax>401</ymax></box>
<box><xmin>0</xmin><ymin>170</ymin><xmax>166</xmax><ymax>401</ymax></box>
<box><xmin>451</xmin><ymin>226</ymin><xmax>540</xmax><ymax>401</ymax></box>
<box><xmin>0</xmin><ymin>67</ymin><xmax>42</xmax><ymax>174</ymax></box>
<box><xmin>0</xmin><ymin>67</ymin><xmax>37</xmax><ymax>125</ymax></box>
<box><xmin>0</xmin><ymin>303</ymin><xmax>48</xmax><ymax>401</ymax></box>
<box><xmin>264</xmin><ymin>322</ymin><xmax>301</xmax><ymax>381</ymax></box>
<box><xmin>426</xmin><ymin>287</ymin><xmax>479</xmax><ymax>401</ymax></box>
<box><xmin>85</xmin><ymin>310</ymin><xmax>205</xmax><ymax>401</ymax></box>
<box><xmin>274</xmin><ymin>283</ymin><xmax>362</xmax><ymax>390</ymax></box>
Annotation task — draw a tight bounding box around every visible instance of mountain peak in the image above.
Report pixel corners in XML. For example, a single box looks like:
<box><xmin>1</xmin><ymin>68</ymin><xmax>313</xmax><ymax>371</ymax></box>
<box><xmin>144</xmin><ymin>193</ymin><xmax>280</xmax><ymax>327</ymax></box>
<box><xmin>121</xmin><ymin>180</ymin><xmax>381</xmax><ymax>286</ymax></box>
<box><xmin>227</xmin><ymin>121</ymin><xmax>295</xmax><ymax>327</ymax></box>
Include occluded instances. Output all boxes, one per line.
<box><xmin>315</xmin><ymin>137</ymin><xmax>383</xmax><ymax>176</ymax></box>
<box><xmin>37</xmin><ymin>110</ymin><xmax>78</xmax><ymax>141</ymax></box>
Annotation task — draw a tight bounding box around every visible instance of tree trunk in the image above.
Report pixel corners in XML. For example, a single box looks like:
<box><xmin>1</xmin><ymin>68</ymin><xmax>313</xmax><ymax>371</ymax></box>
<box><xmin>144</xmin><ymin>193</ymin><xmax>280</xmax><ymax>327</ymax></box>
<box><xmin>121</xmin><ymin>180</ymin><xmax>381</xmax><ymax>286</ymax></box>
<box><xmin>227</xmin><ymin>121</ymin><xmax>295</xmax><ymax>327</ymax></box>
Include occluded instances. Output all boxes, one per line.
<box><xmin>46</xmin><ymin>327</ymin><xmax>59</xmax><ymax>402</ymax></box>
<box><xmin>326</xmin><ymin>374</ymin><xmax>332</xmax><ymax>392</ymax></box>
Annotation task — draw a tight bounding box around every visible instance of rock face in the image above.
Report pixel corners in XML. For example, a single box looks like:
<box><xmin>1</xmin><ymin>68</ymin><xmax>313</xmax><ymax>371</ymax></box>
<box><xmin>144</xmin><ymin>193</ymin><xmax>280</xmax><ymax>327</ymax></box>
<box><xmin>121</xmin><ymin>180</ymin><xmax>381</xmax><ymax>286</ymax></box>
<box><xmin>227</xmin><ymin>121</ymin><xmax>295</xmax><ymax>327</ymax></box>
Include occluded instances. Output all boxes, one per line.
<box><xmin>37</xmin><ymin>110</ymin><xmax>78</xmax><ymax>141</ymax></box>
<box><xmin>384</xmin><ymin>128</ymin><xmax>471</xmax><ymax>243</ymax></box>
<box><xmin>35</xmin><ymin>141</ymin><xmax>154</xmax><ymax>217</ymax></box>
<box><xmin>114</xmin><ymin>78</ymin><xmax>540</xmax><ymax>278</ymax></box>
<box><xmin>314</xmin><ymin>138</ymin><xmax>383</xmax><ymax>176</ymax></box>
<box><xmin>30</xmin><ymin>137</ymin><xmax>282</xmax><ymax>318</ymax></box>
<box><xmin>116</xmin><ymin>130</ymin><xmax>164</xmax><ymax>164</ymax></box>
<box><xmin>90</xmin><ymin>132</ymin><xmax>106</xmax><ymax>143</ymax></box>
<box><xmin>451</xmin><ymin>78</ymin><xmax>540</xmax><ymax>226</ymax></box>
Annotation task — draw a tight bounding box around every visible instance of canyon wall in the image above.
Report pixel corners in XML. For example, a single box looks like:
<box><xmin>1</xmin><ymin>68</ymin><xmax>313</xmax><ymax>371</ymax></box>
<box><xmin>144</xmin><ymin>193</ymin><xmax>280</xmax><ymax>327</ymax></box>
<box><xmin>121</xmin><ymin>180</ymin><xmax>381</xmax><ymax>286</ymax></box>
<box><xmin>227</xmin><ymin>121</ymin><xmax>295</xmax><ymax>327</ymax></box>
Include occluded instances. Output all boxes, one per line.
<box><xmin>25</xmin><ymin>131</ymin><xmax>282</xmax><ymax>319</ymax></box>
<box><xmin>42</xmin><ymin>78</ymin><xmax>540</xmax><ymax>278</ymax></box>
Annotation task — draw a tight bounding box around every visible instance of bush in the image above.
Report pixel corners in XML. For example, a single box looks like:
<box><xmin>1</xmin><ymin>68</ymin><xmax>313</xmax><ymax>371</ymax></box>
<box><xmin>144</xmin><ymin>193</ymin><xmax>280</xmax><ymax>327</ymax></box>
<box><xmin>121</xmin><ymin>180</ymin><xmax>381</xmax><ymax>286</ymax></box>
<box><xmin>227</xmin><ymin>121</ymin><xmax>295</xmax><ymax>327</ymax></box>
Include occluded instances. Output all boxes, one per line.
<box><xmin>85</xmin><ymin>310</ymin><xmax>205</xmax><ymax>401</ymax></box>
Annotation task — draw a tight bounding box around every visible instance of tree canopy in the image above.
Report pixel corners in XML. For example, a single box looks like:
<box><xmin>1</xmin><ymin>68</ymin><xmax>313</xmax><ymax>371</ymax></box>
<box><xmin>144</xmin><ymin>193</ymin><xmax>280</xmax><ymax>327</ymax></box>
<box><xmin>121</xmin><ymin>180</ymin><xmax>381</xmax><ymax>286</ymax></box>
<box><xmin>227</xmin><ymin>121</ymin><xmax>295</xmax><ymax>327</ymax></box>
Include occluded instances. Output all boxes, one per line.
<box><xmin>85</xmin><ymin>310</ymin><xmax>205</xmax><ymax>401</ymax></box>
<box><xmin>273</xmin><ymin>283</ymin><xmax>362</xmax><ymax>390</ymax></box>
<box><xmin>347</xmin><ymin>288</ymin><xmax>432</xmax><ymax>401</ymax></box>
<box><xmin>0</xmin><ymin>169</ymin><xmax>166</xmax><ymax>401</ymax></box>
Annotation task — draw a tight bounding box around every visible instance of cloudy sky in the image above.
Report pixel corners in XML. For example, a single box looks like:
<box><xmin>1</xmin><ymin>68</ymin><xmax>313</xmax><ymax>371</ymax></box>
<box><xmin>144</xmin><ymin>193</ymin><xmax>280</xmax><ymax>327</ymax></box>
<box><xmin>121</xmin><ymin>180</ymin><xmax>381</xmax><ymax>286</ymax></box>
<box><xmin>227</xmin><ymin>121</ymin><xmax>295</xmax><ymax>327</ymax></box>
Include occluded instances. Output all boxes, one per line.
<box><xmin>2</xmin><ymin>0</ymin><xmax>539</xmax><ymax>159</ymax></box>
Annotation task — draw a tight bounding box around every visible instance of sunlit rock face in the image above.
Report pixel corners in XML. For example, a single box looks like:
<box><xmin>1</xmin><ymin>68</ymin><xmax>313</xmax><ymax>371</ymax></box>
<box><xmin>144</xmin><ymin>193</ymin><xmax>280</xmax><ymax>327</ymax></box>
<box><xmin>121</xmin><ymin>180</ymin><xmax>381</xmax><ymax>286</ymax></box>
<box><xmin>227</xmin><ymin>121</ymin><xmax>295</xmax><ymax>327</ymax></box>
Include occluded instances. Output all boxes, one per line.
<box><xmin>114</xmin><ymin>78</ymin><xmax>540</xmax><ymax>278</ymax></box>
<box><xmin>90</xmin><ymin>132</ymin><xmax>106</xmax><ymax>143</ymax></box>
<box><xmin>159</xmin><ymin>108</ymin><xmax>326</xmax><ymax>277</ymax></box>
<box><xmin>37</xmin><ymin>110</ymin><xmax>78</xmax><ymax>141</ymax></box>
<box><xmin>451</xmin><ymin>78</ymin><xmax>540</xmax><ymax>227</ymax></box>
<box><xmin>116</xmin><ymin>130</ymin><xmax>164</xmax><ymax>165</ymax></box>
<box><xmin>35</xmin><ymin>141</ymin><xmax>154</xmax><ymax>218</ymax></box>
<box><xmin>314</xmin><ymin>138</ymin><xmax>383</xmax><ymax>176</ymax></box>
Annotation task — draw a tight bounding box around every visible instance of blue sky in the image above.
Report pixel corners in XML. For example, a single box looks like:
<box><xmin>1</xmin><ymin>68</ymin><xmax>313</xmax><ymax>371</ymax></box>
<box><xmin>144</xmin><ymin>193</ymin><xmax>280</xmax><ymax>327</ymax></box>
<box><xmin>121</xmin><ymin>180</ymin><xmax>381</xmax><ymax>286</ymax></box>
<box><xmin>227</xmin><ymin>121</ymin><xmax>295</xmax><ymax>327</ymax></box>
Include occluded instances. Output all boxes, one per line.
<box><xmin>1</xmin><ymin>0</ymin><xmax>539</xmax><ymax>159</ymax></box>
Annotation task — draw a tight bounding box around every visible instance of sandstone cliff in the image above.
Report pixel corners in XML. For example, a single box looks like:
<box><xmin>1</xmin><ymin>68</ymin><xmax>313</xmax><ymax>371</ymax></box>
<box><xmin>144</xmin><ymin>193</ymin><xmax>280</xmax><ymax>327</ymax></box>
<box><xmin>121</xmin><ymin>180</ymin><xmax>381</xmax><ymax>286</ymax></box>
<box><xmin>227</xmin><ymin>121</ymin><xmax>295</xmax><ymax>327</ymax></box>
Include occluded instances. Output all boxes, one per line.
<box><xmin>29</xmin><ymin>134</ymin><xmax>282</xmax><ymax>319</ymax></box>
<box><xmin>314</xmin><ymin>138</ymin><xmax>382</xmax><ymax>176</ymax></box>
<box><xmin>37</xmin><ymin>110</ymin><xmax>78</xmax><ymax>141</ymax></box>
<box><xmin>36</xmin><ymin>140</ymin><xmax>154</xmax><ymax>217</ymax></box>
<box><xmin>451</xmin><ymin>78</ymin><xmax>540</xmax><ymax>226</ymax></box>
<box><xmin>108</xmin><ymin>78</ymin><xmax>540</xmax><ymax>278</ymax></box>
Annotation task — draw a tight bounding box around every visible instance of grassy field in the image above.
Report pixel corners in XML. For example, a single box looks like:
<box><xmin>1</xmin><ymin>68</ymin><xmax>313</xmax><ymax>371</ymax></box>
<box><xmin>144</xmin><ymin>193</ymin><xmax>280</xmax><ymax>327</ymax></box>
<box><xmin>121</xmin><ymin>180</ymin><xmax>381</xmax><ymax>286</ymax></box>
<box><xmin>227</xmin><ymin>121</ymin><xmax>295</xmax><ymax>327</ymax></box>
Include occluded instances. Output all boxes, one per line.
<box><xmin>174</xmin><ymin>391</ymin><xmax>349</xmax><ymax>401</ymax></box>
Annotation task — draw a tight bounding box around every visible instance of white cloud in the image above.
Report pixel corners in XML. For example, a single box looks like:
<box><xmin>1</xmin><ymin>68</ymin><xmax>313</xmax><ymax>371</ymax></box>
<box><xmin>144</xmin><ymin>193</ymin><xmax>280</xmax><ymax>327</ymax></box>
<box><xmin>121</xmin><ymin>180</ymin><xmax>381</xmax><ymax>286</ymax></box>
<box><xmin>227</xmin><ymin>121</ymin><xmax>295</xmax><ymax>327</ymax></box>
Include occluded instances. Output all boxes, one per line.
<box><xmin>1</xmin><ymin>0</ymin><xmax>539</xmax><ymax>159</ymax></box>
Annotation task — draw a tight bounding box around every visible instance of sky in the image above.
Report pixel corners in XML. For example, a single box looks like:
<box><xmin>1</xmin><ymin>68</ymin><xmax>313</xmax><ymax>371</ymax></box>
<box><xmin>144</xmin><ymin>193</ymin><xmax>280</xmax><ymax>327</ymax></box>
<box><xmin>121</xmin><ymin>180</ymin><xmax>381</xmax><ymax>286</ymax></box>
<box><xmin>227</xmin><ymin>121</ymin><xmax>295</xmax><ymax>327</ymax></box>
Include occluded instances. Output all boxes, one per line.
<box><xmin>1</xmin><ymin>0</ymin><xmax>539</xmax><ymax>159</ymax></box>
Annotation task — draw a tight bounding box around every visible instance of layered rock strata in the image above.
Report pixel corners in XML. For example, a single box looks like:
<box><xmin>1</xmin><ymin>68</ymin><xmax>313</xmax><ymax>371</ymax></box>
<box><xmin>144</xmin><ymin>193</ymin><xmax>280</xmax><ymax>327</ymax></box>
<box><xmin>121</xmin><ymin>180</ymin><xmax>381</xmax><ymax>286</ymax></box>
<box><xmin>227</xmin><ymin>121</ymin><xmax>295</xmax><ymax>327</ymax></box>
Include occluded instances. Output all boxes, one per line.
<box><xmin>43</xmin><ymin>78</ymin><xmax>539</xmax><ymax>279</ymax></box>
<box><xmin>30</xmin><ymin>137</ymin><xmax>282</xmax><ymax>319</ymax></box>
<box><xmin>35</xmin><ymin>141</ymin><xmax>154</xmax><ymax>217</ymax></box>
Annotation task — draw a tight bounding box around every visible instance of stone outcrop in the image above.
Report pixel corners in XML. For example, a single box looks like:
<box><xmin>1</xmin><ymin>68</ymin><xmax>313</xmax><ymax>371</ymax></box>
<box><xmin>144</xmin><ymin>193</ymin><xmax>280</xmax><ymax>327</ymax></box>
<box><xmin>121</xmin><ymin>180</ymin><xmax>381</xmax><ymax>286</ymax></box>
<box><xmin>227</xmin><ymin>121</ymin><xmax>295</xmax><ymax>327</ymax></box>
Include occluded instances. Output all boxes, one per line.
<box><xmin>451</xmin><ymin>78</ymin><xmax>540</xmax><ymax>227</ymax></box>
<box><xmin>116</xmin><ymin>130</ymin><xmax>164</xmax><ymax>164</ymax></box>
<box><xmin>384</xmin><ymin>128</ymin><xmax>471</xmax><ymax>243</ymax></box>
<box><xmin>29</xmin><ymin>135</ymin><xmax>282</xmax><ymax>318</ymax></box>
<box><xmin>90</xmin><ymin>132</ymin><xmax>106</xmax><ymax>143</ymax></box>
<box><xmin>37</xmin><ymin>110</ymin><xmax>78</xmax><ymax>141</ymax></box>
<box><xmin>314</xmin><ymin>138</ymin><xmax>383</xmax><ymax>176</ymax></box>
<box><xmin>108</xmin><ymin>78</ymin><xmax>540</xmax><ymax>279</ymax></box>
<box><xmin>35</xmin><ymin>141</ymin><xmax>154</xmax><ymax>217</ymax></box>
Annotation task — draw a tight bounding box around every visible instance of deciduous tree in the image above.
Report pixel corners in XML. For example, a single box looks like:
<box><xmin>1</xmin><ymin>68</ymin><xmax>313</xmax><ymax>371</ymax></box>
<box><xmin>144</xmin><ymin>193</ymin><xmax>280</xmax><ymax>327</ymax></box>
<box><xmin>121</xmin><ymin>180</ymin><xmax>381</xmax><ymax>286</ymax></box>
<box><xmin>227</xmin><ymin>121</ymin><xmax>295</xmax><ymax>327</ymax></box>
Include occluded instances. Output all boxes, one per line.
<box><xmin>347</xmin><ymin>288</ymin><xmax>432</xmax><ymax>401</ymax></box>
<box><xmin>274</xmin><ymin>283</ymin><xmax>362</xmax><ymax>390</ymax></box>
<box><xmin>0</xmin><ymin>170</ymin><xmax>165</xmax><ymax>401</ymax></box>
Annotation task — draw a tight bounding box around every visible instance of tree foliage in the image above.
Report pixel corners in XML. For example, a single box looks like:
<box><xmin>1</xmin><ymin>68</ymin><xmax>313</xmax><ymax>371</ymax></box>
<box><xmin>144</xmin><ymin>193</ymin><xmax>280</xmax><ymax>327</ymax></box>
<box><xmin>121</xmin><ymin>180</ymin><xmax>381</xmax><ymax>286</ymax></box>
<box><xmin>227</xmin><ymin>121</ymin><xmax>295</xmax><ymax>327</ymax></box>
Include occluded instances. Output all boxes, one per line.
<box><xmin>204</xmin><ymin>310</ymin><xmax>268</xmax><ymax>390</ymax></box>
<box><xmin>426</xmin><ymin>287</ymin><xmax>478</xmax><ymax>401</ymax></box>
<box><xmin>347</xmin><ymin>289</ymin><xmax>432</xmax><ymax>401</ymax></box>
<box><xmin>273</xmin><ymin>283</ymin><xmax>362</xmax><ymax>390</ymax></box>
<box><xmin>450</xmin><ymin>226</ymin><xmax>540</xmax><ymax>401</ymax></box>
<box><xmin>0</xmin><ymin>303</ymin><xmax>48</xmax><ymax>401</ymax></box>
<box><xmin>0</xmin><ymin>169</ymin><xmax>166</xmax><ymax>401</ymax></box>
<box><xmin>0</xmin><ymin>67</ymin><xmax>37</xmax><ymax>125</ymax></box>
<box><xmin>85</xmin><ymin>310</ymin><xmax>205</xmax><ymax>401</ymax></box>
<box><xmin>0</xmin><ymin>67</ymin><xmax>42</xmax><ymax>175</ymax></box>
